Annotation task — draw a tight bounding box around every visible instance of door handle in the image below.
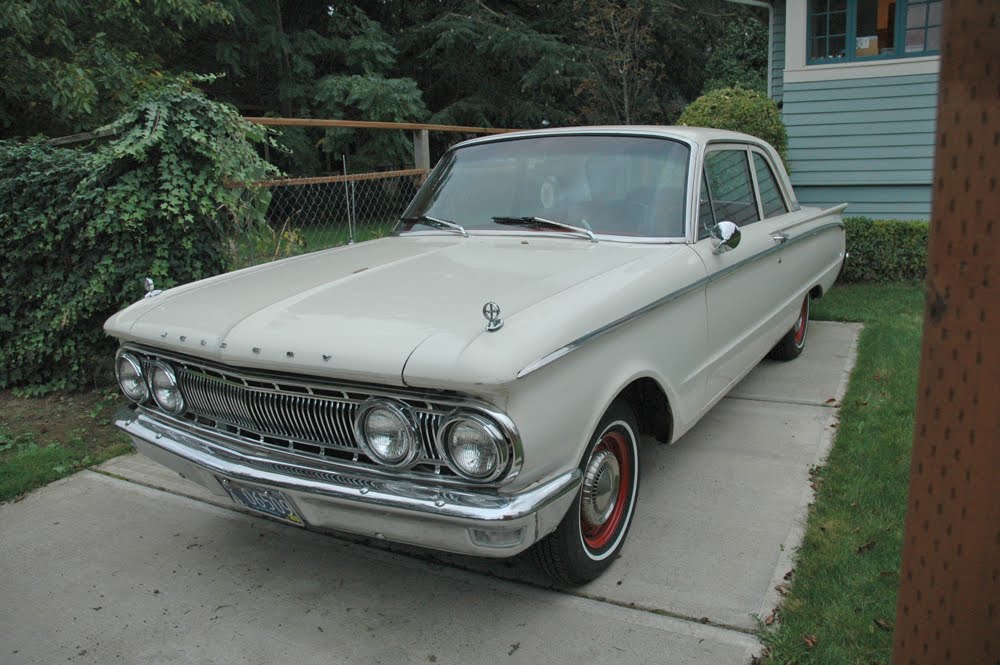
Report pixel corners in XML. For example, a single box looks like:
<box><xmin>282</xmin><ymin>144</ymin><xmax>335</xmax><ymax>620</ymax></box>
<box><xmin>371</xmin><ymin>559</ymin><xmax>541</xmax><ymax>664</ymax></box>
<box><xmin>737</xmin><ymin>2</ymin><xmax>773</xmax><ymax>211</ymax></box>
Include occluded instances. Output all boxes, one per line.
<box><xmin>771</xmin><ymin>232</ymin><xmax>789</xmax><ymax>244</ymax></box>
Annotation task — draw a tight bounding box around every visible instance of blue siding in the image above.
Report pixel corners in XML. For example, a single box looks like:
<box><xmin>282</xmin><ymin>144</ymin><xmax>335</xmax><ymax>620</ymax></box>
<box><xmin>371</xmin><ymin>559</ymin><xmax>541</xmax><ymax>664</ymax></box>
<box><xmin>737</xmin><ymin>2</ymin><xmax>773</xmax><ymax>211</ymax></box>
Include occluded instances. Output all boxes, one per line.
<box><xmin>771</xmin><ymin>0</ymin><xmax>785</xmax><ymax>103</ymax></box>
<box><xmin>782</xmin><ymin>73</ymin><xmax>939</xmax><ymax>219</ymax></box>
<box><xmin>795</xmin><ymin>184</ymin><xmax>931</xmax><ymax>220</ymax></box>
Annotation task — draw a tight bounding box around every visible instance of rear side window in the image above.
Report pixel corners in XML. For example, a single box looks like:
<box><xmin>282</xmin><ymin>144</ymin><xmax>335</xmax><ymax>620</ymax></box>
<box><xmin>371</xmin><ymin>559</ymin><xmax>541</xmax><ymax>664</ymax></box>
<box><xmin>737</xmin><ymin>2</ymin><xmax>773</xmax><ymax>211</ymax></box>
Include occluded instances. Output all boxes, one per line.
<box><xmin>703</xmin><ymin>150</ymin><xmax>760</xmax><ymax>228</ymax></box>
<box><xmin>753</xmin><ymin>153</ymin><xmax>788</xmax><ymax>218</ymax></box>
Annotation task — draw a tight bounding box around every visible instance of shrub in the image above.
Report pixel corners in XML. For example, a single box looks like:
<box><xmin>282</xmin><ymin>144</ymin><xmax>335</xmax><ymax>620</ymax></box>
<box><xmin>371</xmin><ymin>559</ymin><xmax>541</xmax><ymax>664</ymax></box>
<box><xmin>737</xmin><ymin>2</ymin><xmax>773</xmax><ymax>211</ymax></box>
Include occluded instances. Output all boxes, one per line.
<box><xmin>841</xmin><ymin>217</ymin><xmax>928</xmax><ymax>283</ymax></box>
<box><xmin>0</xmin><ymin>80</ymin><xmax>276</xmax><ymax>393</ymax></box>
<box><xmin>677</xmin><ymin>87</ymin><xmax>788</xmax><ymax>166</ymax></box>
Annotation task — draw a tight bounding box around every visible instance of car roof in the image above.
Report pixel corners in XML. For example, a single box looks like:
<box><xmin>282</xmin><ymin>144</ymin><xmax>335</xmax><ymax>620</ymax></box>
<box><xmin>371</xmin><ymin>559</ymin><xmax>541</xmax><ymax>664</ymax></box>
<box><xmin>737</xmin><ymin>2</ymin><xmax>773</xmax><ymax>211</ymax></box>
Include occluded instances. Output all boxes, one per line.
<box><xmin>454</xmin><ymin>125</ymin><xmax>766</xmax><ymax>150</ymax></box>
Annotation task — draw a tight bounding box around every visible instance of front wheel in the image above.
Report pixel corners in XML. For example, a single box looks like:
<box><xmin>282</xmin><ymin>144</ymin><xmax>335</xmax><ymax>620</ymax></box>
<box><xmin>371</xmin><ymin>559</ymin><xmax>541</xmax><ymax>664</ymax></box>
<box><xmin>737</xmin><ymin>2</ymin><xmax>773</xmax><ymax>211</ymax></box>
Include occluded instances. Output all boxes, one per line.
<box><xmin>768</xmin><ymin>294</ymin><xmax>810</xmax><ymax>361</ymax></box>
<box><xmin>533</xmin><ymin>400</ymin><xmax>640</xmax><ymax>586</ymax></box>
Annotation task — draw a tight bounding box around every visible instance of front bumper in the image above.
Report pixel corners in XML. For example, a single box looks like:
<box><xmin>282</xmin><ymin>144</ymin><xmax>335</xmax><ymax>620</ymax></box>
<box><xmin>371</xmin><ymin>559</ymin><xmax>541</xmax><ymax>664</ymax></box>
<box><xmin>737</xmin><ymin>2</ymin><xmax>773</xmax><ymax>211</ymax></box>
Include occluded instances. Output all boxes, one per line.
<box><xmin>114</xmin><ymin>405</ymin><xmax>580</xmax><ymax>557</ymax></box>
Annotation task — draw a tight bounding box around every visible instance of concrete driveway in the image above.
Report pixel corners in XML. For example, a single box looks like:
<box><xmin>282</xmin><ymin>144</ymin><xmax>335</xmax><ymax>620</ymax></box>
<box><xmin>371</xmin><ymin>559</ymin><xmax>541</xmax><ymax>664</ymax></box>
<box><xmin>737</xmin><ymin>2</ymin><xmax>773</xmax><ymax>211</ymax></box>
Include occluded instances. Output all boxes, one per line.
<box><xmin>0</xmin><ymin>322</ymin><xmax>861</xmax><ymax>665</ymax></box>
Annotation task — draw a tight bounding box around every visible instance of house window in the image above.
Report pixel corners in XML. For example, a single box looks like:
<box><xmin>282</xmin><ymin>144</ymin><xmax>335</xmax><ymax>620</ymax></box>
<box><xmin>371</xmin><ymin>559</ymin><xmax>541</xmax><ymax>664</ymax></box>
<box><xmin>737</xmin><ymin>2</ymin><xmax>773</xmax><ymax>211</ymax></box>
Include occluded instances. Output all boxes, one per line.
<box><xmin>808</xmin><ymin>0</ymin><xmax>942</xmax><ymax>63</ymax></box>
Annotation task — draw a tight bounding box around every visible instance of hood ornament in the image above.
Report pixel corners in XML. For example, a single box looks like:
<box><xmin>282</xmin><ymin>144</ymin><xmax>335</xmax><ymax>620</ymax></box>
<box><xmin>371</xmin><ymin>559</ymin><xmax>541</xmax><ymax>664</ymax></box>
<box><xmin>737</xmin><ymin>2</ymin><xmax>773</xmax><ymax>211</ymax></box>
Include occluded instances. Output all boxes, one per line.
<box><xmin>143</xmin><ymin>277</ymin><xmax>162</xmax><ymax>299</ymax></box>
<box><xmin>482</xmin><ymin>301</ymin><xmax>503</xmax><ymax>332</ymax></box>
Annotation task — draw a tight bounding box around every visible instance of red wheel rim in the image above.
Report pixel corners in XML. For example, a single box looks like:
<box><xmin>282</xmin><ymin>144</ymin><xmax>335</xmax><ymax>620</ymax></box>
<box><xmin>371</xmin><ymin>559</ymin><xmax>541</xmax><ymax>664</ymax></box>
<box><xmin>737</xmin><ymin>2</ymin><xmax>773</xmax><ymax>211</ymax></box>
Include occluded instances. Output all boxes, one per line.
<box><xmin>581</xmin><ymin>430</ymin><xmax>633</xmax><ymax>551</ymax></box>
<box><xmin>793</xmin><ymin>297</ymin><xmax>809</xmax><ymax>346</ymax></box>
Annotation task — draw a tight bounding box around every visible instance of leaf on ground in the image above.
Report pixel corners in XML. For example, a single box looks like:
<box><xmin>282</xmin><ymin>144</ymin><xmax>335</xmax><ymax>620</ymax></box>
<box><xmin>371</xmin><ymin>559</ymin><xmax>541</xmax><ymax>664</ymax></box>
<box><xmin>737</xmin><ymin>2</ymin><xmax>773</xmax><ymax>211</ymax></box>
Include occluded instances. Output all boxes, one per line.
<box><xmin>824</xmin><ymin>398</ymin><xmax>837</xmax><ymax>404</ymax></box>
<box><xmin>775</xmin><ymin>583</ymin><xmax>791</xmax><ymax>596</ymax></box>
<box><xmin>874</xmin><ymin>618</ymin><xmax>893</xmax><ymax>631</ymax></box>
<box><xmin>764</xmin><ymin>609</ymin><xmax>779</xmax><ymax>625</ymax></box>
<box><xmin>783</xmin><ymin>568</ymin><xmax>794</xmax><ymax>580</ymax></box>
<box><xmin>857</xmin><ymin>540</ymin><xmax>877</xmax><ymax>554</ymax></box>
<box><xmin>803</xmin><ymin>634</ymin><xmax>818</xmax><ymax>648</ymax></box>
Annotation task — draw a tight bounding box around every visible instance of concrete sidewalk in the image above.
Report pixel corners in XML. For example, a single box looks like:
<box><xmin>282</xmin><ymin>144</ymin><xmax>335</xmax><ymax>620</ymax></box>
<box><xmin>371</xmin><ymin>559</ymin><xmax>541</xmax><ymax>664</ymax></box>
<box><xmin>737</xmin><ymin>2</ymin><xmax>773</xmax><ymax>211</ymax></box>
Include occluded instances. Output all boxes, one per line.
<box><xmin>0</xmin><ymin>322</ymin><xmax>861</xmax><ymax>665</ymax></box>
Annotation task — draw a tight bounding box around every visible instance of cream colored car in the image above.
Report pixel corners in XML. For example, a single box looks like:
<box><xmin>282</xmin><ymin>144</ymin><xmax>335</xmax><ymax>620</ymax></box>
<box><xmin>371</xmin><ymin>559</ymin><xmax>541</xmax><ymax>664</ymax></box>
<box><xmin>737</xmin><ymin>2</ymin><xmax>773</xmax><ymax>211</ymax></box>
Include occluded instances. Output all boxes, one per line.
<box><xmin>107</xmin><ymin>127</ymin><xmax>846</xmax><ymax>585</ymax></box>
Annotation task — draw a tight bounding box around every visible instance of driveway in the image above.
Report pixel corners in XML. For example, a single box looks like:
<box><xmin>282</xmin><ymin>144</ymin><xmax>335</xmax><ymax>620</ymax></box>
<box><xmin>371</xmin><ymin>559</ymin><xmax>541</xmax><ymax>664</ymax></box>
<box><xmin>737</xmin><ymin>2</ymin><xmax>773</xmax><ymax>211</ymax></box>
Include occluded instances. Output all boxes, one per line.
<box><xmin>0</xmin><ymin>322</ymin><xmax>861</xmax><ymax>665</ymax></box>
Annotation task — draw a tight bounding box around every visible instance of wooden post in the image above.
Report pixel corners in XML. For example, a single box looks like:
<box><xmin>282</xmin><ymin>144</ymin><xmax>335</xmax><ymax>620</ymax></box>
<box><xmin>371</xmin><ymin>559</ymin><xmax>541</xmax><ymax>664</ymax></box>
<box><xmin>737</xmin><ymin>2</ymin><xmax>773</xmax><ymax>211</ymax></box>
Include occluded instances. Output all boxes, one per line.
<box><xmin>413</xmin><ymin>129</ymin><xmax>430</xmax><ymax>172</ymax></box>
<box><xmin>891</xmin><ymin>1</ymin><xmax>1000</xmax><ymax>663</ymax></box>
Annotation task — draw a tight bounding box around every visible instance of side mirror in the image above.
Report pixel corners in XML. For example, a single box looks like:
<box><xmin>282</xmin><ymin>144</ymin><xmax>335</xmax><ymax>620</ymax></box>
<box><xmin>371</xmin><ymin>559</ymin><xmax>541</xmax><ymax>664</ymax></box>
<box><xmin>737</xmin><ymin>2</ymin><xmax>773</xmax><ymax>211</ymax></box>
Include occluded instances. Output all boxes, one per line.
<box><xmin>143</xmin><ymin>277</ymin><xmax>162</xmax><ymax>299</ymax></box>
<box><xmin>710</xmin><ymin>221</ymin><xmax>741</xmax><ymax>254</ymax></box>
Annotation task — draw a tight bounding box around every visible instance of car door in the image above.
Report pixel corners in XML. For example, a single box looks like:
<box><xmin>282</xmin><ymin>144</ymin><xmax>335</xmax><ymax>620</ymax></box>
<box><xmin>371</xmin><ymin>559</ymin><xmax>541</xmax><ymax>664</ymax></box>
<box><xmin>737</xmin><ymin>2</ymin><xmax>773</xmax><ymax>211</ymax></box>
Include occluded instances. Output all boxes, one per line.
<box><xmin>689</xmin><ymin>143</ymin><xmax>795</xmax><ymax>402</ymax></box>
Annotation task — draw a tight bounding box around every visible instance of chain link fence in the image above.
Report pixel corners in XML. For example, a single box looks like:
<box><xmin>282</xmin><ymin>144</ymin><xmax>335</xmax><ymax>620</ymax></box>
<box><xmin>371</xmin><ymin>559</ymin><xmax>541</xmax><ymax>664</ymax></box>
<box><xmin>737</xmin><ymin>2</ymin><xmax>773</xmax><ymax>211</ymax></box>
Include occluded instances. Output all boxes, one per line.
<box><xmin>228</xmin><ymin>119</ymin><xmax>511</xmax><ymax>268</ymax></box>
<box><xmin>228</xmin><ymin>168</ymin><xmax>427</xmax><ymax>267</ymax></box>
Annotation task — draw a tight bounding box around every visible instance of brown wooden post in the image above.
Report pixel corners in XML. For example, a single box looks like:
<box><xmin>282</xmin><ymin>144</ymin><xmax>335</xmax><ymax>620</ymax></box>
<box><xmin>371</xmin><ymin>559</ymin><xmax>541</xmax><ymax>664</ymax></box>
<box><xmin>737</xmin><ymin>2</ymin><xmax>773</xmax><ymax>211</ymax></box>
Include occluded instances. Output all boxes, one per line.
<box><xmin>891</xmin><ymin>1</ymin><xmax>1000</xmax><ymax>663</ymax></box>
<box><xmin>413</xmin><ymin>129</ymin><xmax>430</xmax><ymax>172</ymax></box>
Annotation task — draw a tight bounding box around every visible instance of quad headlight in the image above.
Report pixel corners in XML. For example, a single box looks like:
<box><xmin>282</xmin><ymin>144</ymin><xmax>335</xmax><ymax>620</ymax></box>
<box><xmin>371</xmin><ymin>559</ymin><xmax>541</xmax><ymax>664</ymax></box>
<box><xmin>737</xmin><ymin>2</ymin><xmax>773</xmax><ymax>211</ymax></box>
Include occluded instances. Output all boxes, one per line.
<box><xmin>150</xmin><ymin>361</ymin><xmax>184</xmax><ymax>414</ymax></box>
<box><xmin>115</xmin><ymin>350</ymin><xmax>148</xmax><ymax>403</ymax></box>
<box><xmin>439</xmin><ymin>413</ymin><xmax>508</xmax><ymax>481</ymax></box>
<box><xmin>353</xmin><ymin>400</ymin><xmax>420</xmax><ymax>467</ymax></box>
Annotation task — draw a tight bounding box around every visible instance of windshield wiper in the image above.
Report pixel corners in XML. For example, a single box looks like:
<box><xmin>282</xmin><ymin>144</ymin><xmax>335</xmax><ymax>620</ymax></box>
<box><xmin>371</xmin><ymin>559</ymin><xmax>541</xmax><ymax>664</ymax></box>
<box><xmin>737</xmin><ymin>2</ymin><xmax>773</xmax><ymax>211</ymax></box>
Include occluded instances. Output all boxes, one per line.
<box><xmin>400</xmin><ymin>214</ymin><xmax>468</xmax><ymax>237</ymax></box>
<box><xmin>491</xmin><ymin>216</ymin><xmax>597</xmax><ymax>243</ymax></box>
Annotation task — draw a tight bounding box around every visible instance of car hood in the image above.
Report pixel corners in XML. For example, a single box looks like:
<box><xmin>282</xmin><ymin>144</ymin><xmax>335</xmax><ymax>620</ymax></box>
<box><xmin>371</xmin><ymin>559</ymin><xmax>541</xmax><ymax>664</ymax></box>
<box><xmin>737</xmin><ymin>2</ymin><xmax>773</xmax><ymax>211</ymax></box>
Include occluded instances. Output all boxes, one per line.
<box><xmin>106</xmin><ymin>235</ymin><xmax>692</xmax><ymax>388</ymax></box>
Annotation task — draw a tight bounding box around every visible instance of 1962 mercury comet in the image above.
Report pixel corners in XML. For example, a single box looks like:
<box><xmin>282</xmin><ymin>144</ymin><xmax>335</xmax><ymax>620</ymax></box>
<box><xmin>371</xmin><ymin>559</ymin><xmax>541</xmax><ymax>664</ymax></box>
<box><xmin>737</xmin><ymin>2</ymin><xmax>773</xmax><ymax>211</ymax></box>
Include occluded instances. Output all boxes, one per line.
<box><xmin>107</xmin><ymin>126</ymin><xmax>846</xmax><ymax>584</ymax></box>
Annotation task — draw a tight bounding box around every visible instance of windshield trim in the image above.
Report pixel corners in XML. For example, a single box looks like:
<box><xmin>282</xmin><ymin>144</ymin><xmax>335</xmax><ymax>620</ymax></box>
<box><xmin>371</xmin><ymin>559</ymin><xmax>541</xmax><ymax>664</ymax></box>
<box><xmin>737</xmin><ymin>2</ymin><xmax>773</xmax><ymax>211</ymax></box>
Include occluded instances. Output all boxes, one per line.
<box><xmin>396</xmin><ymin>228</ymin><xmax>688</xmax><ymax>244</ymax></box>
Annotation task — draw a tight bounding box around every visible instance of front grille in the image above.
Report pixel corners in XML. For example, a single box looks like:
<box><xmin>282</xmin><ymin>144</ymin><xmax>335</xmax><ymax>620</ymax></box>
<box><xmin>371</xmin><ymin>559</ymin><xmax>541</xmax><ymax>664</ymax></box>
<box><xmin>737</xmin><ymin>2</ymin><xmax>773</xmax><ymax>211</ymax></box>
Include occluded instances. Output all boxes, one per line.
<box><xmin>133</xmin><ymin>349</ymin><xmax>461</xmax><ymax>478</ymax></box>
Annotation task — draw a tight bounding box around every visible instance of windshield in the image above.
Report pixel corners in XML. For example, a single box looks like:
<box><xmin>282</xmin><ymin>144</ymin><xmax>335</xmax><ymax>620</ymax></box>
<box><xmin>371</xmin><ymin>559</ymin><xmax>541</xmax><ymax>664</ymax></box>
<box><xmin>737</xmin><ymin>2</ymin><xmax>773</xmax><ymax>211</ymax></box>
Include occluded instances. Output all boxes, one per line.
<box><xmin>400</xmin><ymin>135</ymin><xmax>690</xmax><ymax>239</ymax></box>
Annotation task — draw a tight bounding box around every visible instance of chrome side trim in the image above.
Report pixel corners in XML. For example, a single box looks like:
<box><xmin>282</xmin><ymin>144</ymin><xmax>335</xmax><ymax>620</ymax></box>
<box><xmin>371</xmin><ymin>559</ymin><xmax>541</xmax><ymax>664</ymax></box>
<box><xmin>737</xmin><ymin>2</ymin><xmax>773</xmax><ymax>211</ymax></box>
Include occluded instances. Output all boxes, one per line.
<box><xmin>516</xmin><ymin>219</ymin><xmax>846</xmax><ymax>379</ymax></box>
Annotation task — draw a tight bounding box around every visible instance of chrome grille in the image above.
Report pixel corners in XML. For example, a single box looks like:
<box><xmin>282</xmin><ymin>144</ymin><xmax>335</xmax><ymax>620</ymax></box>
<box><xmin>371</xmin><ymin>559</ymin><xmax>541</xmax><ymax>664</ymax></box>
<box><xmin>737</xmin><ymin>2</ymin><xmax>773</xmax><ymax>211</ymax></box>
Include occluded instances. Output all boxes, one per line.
<box><xmin>130</xmin><ymin>352</ymin><xmax>454</xmax><ymax>477</ymax></box>
<box><xmin>180</xmin><ymin>369</ymin><xmax>365</xmax><ymax>452</ymax></box>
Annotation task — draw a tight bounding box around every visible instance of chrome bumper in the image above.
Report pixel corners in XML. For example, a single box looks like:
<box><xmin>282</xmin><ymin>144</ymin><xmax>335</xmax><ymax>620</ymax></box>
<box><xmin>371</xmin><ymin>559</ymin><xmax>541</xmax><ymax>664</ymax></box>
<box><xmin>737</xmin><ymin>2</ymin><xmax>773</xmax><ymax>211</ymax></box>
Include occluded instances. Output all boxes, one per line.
<box><xmin>114</xmin><ymin>406</ymin><xmax>580</xmax><ymax>557</ymax></box>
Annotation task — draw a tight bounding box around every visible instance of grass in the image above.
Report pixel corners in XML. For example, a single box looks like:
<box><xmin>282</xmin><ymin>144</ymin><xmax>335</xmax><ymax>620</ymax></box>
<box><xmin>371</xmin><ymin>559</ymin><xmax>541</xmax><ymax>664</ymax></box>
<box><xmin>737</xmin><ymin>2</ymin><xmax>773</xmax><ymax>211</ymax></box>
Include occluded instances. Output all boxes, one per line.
<box><xmin>228</xmin><ymin>219</ymin><xmax>398</xmax><ymax>269</ymax></box>
<box><xmin>301</xmin><ymin>220</ymin><xmax>396</xmax><ymax>249</ymax></box>
<box><xmin>760</xmin><ymin>283</ymin><xmax>925</xmax><ymax>664</ymax></box>
<box><xmin>0</xmin><ymin>388</ymin><xmax>132</xmax><ymax>503</ymax></box>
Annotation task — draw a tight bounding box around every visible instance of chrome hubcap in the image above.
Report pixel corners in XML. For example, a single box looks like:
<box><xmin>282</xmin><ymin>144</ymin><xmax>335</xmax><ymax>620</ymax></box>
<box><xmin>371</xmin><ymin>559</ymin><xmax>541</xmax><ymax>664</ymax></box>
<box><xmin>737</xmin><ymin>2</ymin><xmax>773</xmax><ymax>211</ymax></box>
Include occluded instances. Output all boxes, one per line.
<box><xmin>581</xmin><ymin>449</ymin><xmax>621</xmax><ymax>528</ymax></box>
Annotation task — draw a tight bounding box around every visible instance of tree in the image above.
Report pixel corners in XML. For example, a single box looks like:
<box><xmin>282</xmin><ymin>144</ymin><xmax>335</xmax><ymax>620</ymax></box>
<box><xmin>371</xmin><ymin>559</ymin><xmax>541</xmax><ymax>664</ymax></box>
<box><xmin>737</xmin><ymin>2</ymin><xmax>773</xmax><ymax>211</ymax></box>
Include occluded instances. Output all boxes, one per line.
<box><xmin>0</xmin><ymin>0</ymin><xmax>232</xmax><ymax>138</ymax></box>
<box><xmin>701</xmin><ymin>14</ymin><xmax>769</xmax><ymax>94</ymax></box>
<box><xmin>171</xmin><ymin>0</ymin><xmax>427</xmax><ymax>173</ymax></box>
<box><xmin>395</xmin><ymin>1</ymin><xmax>584</xmax><ymax>129</ymax></box>
<box><xmin>575</xmin><ymin>0</ymin><xmax>664</xmax><ymax>125</ymax></box>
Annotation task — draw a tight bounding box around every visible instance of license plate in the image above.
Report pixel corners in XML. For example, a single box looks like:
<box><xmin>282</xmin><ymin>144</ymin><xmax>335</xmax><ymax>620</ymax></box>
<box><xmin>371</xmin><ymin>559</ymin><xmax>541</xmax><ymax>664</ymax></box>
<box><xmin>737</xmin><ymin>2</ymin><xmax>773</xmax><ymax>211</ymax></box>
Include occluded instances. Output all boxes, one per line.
<box><xmin>220</xmin><ymin>479</ymin><xmax>305</xmax><ymax>527</ymax></box>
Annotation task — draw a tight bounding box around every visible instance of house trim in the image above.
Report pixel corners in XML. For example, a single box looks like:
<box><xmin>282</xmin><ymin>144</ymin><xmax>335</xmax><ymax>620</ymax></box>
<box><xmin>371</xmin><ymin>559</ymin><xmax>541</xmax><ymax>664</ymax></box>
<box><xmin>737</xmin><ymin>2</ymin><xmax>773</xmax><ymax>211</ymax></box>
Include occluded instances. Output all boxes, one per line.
<box><xmin>784</xmin><ymin>0</ymin><xmax>940</xmax><ymax>83</ymax></box>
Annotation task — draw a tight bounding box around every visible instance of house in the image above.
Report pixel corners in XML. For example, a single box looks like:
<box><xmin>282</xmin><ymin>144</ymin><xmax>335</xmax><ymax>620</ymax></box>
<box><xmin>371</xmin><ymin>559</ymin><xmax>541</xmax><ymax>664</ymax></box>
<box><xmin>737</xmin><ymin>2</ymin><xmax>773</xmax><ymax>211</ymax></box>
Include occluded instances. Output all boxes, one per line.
<box><xmin>738</xmin><ymin>0</ymin><xmax>941</xmax><ymax>220</ymax></box>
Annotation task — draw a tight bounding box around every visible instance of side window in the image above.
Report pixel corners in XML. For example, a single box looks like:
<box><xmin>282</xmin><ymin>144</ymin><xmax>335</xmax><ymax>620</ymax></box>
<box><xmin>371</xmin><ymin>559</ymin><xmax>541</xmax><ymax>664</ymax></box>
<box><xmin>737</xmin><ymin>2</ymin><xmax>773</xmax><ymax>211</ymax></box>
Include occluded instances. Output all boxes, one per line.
<box><xmin>753</xmin><ymin>153</ymin><xmax>789</xmax><ymax>218</ymax></box>
<box><xmin>704</xmin><ymin>149</ymin><xmax>760</xmax><ymax>227</ymax></box>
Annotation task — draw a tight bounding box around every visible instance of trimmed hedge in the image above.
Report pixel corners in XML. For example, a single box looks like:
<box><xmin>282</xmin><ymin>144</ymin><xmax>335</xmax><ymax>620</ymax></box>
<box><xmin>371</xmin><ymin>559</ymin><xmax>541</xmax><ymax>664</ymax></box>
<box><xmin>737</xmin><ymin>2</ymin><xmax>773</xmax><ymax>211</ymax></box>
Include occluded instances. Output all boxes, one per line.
<box><xmin>0</xmin><ymin>81</ymin><xmax>276</xmax><ymax>393</ymax></box>
<box><xmin>677</xmin><ymin>87</ymin><xmax>788</xmax><ymax>166</ymax></box>
<box><xmin>841</xmin><ymin>216</ymin><xmax>928</xmax><ymax>283</ymax></box>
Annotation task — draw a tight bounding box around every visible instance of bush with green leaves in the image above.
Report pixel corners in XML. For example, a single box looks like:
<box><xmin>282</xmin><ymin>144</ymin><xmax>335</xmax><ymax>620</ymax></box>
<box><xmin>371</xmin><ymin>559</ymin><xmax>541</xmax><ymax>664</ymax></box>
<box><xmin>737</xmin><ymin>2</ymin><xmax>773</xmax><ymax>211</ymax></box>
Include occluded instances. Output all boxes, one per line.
<box><xmin>841</xmin><ymin>216</ymin><xmax>928</xmax><ymax>283</ymax></box>
<box><xmin>0</xmin><ymin>81</ymin><xmax>276</xmax><ymax>393</ymax></box>
<box><xmin>677</xmin><ymin>87</ymin><xmax>788</xmax><ymax>166</ymax></box>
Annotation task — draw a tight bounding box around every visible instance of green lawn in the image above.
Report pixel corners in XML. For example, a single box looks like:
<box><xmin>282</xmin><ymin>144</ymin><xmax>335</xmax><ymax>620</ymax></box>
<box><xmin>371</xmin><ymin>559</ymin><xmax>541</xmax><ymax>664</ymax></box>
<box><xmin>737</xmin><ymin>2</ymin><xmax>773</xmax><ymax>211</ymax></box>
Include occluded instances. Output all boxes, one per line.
<box><xmin>761</xmin><ymin>283</ymin><xmax>924</xmax><ymax>664</ymax></box>
<box><xmin>0</xmin><ymin>389</ymin><xmax>132</xmax><ymax>503</ymax></box>
<box><xmin>301</xmin><ymin>220</ymin><xmax>397</xmax><ymax>249</ymax></box>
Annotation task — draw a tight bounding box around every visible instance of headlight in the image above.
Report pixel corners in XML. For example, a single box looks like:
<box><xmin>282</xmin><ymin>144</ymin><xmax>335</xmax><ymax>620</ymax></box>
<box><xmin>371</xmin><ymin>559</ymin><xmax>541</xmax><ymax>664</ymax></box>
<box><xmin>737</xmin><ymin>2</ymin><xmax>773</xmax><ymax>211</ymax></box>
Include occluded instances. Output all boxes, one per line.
<box><xmin>115</xmin><ymin>350</ymin><xmax>148</xmax><ymax>403</ymax></box>
<box><xmin>150</xmin><ymin>361</ymin><xmax>184</xmax><ymax>414</ymax></box>
<box><xmin>440</xmin><ymin>414</ymin><xmax>507</xmax><ymax>481</ymax></box>
<box><xmin>354</xmin><ymin>401</ymin><xmax>419</xmax><ymax>467</ymax></box>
